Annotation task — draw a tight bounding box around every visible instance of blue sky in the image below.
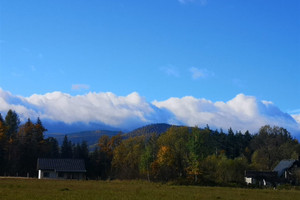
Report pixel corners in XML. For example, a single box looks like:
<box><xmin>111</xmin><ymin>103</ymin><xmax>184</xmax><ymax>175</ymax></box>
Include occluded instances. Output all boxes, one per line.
<box><xmin>0</xmin><ymin>1</ymin><xmax>299</xmax><ymax>134</ymax></box>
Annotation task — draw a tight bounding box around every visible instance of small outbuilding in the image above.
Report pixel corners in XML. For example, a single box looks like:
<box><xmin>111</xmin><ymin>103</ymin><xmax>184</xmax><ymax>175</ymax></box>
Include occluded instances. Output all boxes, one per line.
<box><xmin>244</xmin><ymin>171</ymin><xmax>278</xmax><ymax>186</ymax></box>
<box><xmin>245</xmin><ymin>158</ymin><xmax>300</xmax><ymax>186</ymax></box>
<box><xmin>37</xmin><ymin>158</ymin><xmax>86</xmax><ymax>180</ymax></box>
<box><xmin>273</xmin><ymin>159</ymin><xmax>300</xmax><ymax>184</ymax></box>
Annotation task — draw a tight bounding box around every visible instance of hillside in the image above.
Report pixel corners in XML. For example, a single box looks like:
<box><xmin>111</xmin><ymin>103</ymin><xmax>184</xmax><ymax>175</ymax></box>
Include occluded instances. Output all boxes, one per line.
<box><xmin>45</xmin><ymin>130</ymin><xmax>120</xmax><ymax>149</ymax></box>
<box><xmin>125</xmin><ymin>123</ymin><xmax>173</xmax><ymax>138</ymax></box>
<box><xmin>45</xmin><ymin>123</ymin><xmax>174</xmax><ymax>149</ymax></box>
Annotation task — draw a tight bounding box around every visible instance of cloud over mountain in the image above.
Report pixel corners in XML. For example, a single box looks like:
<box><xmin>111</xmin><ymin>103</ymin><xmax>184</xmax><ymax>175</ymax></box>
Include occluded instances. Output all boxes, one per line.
<box><xmin>153</xmin><ymin>94</ymin><xmax>299</xmax><ymax>135</ymax></box>
<box><xmin>292</xmin><ymin>114</ymin><xmax>300</xmax><ymax>124</ymax></box>
<box><xmin>0</xmin><ymin>88</ymin><xmax>299</xmax><ymax>137</ymax></box>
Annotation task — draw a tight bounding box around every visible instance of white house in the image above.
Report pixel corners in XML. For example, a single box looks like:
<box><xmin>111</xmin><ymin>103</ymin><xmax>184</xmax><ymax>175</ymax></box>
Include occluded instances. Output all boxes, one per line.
<box><xmin>37</xmin><ymin>158</ymin><xmax>86</xmax><ymax>180</ymax></box>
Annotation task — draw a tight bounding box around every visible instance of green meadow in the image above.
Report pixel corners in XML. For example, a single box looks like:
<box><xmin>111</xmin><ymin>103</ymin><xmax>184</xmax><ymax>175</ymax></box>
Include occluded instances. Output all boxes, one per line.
<box><xmin>0</xmin><ymin>178</ymin><xmax>299</xmax><ymax>200</ymax></box>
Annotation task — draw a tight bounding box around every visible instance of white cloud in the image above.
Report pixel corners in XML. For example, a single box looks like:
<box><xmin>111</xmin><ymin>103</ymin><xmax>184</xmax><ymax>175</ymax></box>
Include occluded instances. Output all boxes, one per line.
<box><xmin>0</xmin><ymin>88</ymin><xmax>157</xmax><ymax>129</ymax></box>
<box><xmin>290</xmin><ymin>109</ymin><xmax>300</xmax><ymax>125</ymax></box>
<box><xmin>190</xmin><ymin>67</ymin><xmax>204</xmax><ymax>79</ymax></box>
<box><xmin>153</xmin><ymin>93</ymin><xmax>300</xmax><ymax>135</ymax></box>
<box><xmin>189</xmin><ymin>67</ymin><xmax>213</xmax><ymax>80</ymax></box>
<box><xmin>0</xmin><ymin>89</ymin><xmax>39</xmax><ymax>121</ymax></box>
<box><xmin>178</xmin><ymin>0</ymin><xmax>194</xmax><ymax>4</ymax></box>
<box><xmin>178</xmin><ymin>0</ymin><xmax>207</xmax><ymax>6</ymax></box>
<box><xmin>0</xmin><ymin>88</ymin><xmax>299</xmax><ymax>137</ymax></box>
<box><xmin>161</xmin><ymin>66</ymin><xmax>180</xmax><ymax>77</ymax></box>
<box><xmin>26</xmin><ymin>91</ymin><xmax>155</xmax><ymax>127</ymax></box>
<box><xmin>292</xmin><ymin>115</ymin><xmax>300</xmax><ymax>124</ymax></box>
<box><xmin>71</xmin><ymin>84</ymin><xmax>90</xmax><ymax>91</ymax></box>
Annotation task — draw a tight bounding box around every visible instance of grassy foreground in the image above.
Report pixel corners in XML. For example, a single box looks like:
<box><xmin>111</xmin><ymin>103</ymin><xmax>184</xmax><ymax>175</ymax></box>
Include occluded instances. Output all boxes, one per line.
<box><xmin>0</xmin><ymin>178</ymin><xmax>300</xmax><ymax>200</ymax></box>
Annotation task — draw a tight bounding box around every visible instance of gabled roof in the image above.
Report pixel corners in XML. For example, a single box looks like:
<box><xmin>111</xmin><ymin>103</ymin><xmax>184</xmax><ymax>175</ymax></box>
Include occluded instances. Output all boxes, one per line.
<box><xmin>273</xmin><ymin>160</ymin><xmax>297</xmax><ymax>177</ymax></box>
<box><xmin>37</xmin><ymin>158</ymin><xmax>86</xmax><ymax>172</ymax></box>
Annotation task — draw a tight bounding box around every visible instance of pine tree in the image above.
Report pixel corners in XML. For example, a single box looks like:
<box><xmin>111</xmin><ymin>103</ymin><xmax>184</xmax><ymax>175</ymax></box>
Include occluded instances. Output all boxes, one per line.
<box><xmin>34</xmin><ymin>117</ymin><xmax>47</xmax><ymax>142</ymax></box>
<box><xmin>45</xmin><ymin>137</ymin><xmax>60</xmax><ymax>158</ymax></box>
<box><xmin>0</xmin><ymin>118</ymin><xmax>7</xmax><ymax>175</ymax></box>
<box><xmin>0</xmin><ymin>113</ymin><xmax>4</xmax><ymax>123</ymax></box>
<box><xmin>61</xmin><ymin>135</ymin><xmax>73</xmax><ymax>158</ymax></box>
<box><xmin>5</xmin><ymin>110</ymin><xmax>20</xmax><ymax>140</ymax></box>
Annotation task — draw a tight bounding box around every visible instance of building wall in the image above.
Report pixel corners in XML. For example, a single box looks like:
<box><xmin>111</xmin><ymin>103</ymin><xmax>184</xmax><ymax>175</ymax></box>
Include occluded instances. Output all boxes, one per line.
<box><xmin>245</xmin><ymin>177</ymin><xmax>254</xmax><ymax>184</ymax></box>
<box><xmin>38</xmin><ymin>170</ymin><xmax>57</xmax><ymax>179</ymax></box>
<box><xmin>60</xmin><ymin>172</ymin><xmax>85</xmax><ymax>180</ymax></box>
<box><xmin>38</xmin><ymin>170</ymin><xmax>85</xmax><ymax>180</ymax></box>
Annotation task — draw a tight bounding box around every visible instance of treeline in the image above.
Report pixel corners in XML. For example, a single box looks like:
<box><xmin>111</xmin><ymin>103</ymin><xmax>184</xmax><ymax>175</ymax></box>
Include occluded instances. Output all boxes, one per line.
<box><xmin>0</xmin><ymin>110</ymin><xmax>300</xmax><ymax>186</ymax></box>
<box><xmin>0</xmin><ymin>110</ymin><xmax>91</xmax><ymax>177</ymax></box>
<box><xmin>96</xmin><ymin>125</ymin><xmax>300</xmax><ymax>185</ymax></box>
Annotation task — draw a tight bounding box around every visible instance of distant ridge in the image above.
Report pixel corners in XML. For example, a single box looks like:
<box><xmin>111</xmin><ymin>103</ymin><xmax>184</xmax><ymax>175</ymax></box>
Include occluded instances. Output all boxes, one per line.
<box><xmin>44</xmin><ymin>123</ymin><xmax>175</xmax><ymax>150</ymax></box>
<box><xmin>45</xmin><ymin>130</ymin><xmax>120</xmax><ymax>149</ymax></box>
<box><xmin>125</xmin><ymin>123</ymin><xmax>173</xmax><ymax>138</ymax></box>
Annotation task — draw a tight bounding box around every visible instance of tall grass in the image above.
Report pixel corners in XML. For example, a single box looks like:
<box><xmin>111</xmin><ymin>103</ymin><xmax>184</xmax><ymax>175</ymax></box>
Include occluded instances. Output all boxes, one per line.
<box><xmin>0</xmin><ymin>178</ymin><xmax>299</xmax><ymax>200</ymax></box>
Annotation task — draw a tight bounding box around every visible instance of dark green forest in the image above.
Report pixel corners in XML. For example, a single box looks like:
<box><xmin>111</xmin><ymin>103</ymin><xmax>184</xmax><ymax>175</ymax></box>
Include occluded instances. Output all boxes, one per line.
<box><xmin>0</xmin><ymin>110</ymin><xmax>300</xmax><ymax>186</ymax></box>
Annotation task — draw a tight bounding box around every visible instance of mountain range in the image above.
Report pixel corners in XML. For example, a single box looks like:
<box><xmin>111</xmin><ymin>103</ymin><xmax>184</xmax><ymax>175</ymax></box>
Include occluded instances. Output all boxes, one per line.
<box><xmin>45</xmin><ymin>123</ymin><xmax>173</xmax><ymax>149</ymax></box>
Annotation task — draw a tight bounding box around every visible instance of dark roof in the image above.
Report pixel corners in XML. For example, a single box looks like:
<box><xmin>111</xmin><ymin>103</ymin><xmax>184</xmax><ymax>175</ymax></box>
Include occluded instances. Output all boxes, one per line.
<box><xmin>37</xmin><ymin>158</ymin><xmax>86</xmax><ymax>172</ymax></box>
<box><xmin>273</xmin><ymin>160</ymin><xmax>297</xmax><ymax>177</ymax></box>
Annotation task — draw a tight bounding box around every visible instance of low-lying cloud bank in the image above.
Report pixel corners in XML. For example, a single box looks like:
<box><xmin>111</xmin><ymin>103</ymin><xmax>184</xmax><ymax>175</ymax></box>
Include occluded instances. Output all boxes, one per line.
<box><xmin>0</xmin><ymin>88</ymin><xmax>299</xmax><ymax>137</ymax></box>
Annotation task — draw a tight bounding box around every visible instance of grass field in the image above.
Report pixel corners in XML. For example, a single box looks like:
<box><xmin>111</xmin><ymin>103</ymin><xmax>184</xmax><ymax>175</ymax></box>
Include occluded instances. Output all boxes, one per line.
<box><xmin>0</xmin><ymin>178</ymin><xmax>300</xmax><ymax>200</ymax></box>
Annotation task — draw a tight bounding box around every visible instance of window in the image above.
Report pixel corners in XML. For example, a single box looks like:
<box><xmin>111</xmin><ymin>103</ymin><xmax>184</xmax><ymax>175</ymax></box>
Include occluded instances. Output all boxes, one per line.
<box><xmin>43</xmin><ymin>172</ymin><xmax>50</xmax><ymax>178</ymax></box>
<box><xmin>58</xmin><ymin>172</ymin><xmax>64</xmax><ymax>178</ymax></box>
